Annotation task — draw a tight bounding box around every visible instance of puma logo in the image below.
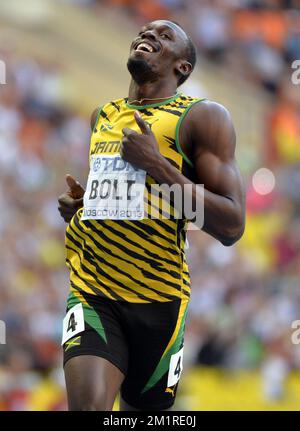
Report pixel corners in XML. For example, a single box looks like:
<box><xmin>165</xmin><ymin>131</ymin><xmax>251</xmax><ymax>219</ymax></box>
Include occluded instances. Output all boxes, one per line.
<box><xmin>165</xmin><ymin>387</ymin><xmax>175</xmax><ymax>397</ymax></box>
<box><xmin>100</xmin><ymin>123</ymin><xmax>114</xmax><ymax>132</ymax></box>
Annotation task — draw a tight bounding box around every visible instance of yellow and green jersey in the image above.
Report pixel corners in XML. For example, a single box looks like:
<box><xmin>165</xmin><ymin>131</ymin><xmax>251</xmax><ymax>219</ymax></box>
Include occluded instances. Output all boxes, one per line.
<box><xmin>65</xmin><ymin>93</ymin><xmax>203</xmax><ymax>303</ymax></box>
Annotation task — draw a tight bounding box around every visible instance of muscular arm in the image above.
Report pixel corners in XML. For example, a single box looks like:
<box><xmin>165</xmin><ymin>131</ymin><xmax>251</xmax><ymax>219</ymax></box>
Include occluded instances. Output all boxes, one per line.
<box><xmin>147</xmin><ymin>101</ymin><xmax>245</xmax><ymax>246</ymax></box>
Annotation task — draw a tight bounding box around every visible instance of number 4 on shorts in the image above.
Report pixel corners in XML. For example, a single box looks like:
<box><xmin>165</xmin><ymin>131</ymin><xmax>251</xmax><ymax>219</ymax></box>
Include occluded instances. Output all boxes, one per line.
<box><xmin>62</xmin><ymin>303</ymin><xmax>85</xmax><ymax>345</ymax></box>
<box><xmin>167</xmin><ymin>347</ymin><xmax>184</xmax><ymax>387</ymax></box>
<box><xmin>68</xmin><ymin>313</ymin><xmax>77</xmax><ymax>332</ymax></box>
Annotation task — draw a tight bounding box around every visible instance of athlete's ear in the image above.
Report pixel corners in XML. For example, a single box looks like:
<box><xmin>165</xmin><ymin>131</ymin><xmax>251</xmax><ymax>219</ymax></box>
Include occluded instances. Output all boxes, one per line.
<box><xmin>175</xmin><ymin>59</ymin><xmax>192</xmax><ymax>80</ymax></box>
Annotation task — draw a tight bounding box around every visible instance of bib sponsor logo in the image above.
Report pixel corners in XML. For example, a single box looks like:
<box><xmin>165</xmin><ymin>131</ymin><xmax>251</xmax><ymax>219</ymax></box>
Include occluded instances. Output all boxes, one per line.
<box><xmin>93</xmin><ymin>158</ymin><xmax>102</xmax><ymax>172</ymax></box>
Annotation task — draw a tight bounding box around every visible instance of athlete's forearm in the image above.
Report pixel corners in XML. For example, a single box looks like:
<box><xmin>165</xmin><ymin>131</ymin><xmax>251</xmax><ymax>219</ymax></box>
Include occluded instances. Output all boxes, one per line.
<box><xmin>148</xmin><ymin>156</ymin><xmax>244</xmax><ymax>246</ymax></box>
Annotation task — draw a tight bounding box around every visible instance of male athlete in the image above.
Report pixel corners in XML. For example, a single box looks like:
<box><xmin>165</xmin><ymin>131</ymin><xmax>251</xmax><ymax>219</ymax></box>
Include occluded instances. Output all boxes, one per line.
<box><xmin>58</xmin><ymin>20</ymin><xmax>245</xmax><ymax>411</ymax></box>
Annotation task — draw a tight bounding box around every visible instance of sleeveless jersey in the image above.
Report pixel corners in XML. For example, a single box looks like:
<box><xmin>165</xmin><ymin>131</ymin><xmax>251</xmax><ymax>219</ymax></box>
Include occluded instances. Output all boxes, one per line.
<box><xmin>65</xmin><ymin>93</ymin><xmax>203</xmax><ymax>303</ymax></box>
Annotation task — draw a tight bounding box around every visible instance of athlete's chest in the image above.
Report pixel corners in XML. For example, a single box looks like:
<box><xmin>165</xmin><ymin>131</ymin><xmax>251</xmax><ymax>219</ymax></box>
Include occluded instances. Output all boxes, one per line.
<box><xmin>90</xmin><ymin>108</ymin><xmax>180</xmax><ymax>164</ymax></box>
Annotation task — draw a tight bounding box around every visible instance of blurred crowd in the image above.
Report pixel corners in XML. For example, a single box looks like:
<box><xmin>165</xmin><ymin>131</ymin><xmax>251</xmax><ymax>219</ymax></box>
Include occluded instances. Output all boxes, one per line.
<box><xmin>0</xmin><ymin>0</ymin><xmax>300</xmax><ymax>410</ymax></box>
<box><xmin>0</xmin><ymin>53</ymin><xmax>90</xmax><ymax>409</ymax></box>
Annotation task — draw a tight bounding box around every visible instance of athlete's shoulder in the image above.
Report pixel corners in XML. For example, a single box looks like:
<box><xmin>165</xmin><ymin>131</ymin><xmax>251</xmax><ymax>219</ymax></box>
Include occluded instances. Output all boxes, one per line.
<box><xmin>181</xmin><ymin>97</ymin><xmax>233</xmax><ymax>133</ymax></box>
<box><xmin>185</xmin><ymin>98</ymin><xmax>231</xmax><ymax>120</ymax></box>
<box><xmin>179</xmin><ymin>97</ymin><xmax>235</xmax><ymax>153</ymax></box>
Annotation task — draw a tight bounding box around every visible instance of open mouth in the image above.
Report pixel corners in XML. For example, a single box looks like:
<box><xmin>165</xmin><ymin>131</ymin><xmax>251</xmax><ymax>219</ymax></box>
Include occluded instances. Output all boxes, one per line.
<box><xmin>134</xmin><ymin>42</ymin><xmax>158</xmax><ymax>53</ymax></box>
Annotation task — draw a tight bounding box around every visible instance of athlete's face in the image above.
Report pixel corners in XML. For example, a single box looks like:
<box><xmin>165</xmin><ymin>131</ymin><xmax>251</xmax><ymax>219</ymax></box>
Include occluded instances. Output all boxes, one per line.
<box><xmin>127</xmin><ymin>20</ymin><xmax>191</xmax><ymax>85</ymax></box>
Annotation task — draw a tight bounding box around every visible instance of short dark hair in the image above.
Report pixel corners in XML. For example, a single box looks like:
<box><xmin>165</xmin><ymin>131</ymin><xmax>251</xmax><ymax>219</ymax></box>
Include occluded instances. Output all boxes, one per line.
<box><xmin>170</xmin><ymin>21</ymin><xmax>197</xmax><ymax>86</ymax></box>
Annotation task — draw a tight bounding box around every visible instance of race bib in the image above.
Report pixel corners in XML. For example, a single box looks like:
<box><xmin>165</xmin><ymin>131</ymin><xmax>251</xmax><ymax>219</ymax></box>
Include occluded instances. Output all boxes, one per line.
<box><xmin>81</xmin><ymin>154</ymin><xmax>146</xmax><ymax>220</ymax></box>
<box><xmin>61</xmin><ymin>304</ymin><xmax>85</xmax><ymax>345</ymax></box>
<box><xmin>167</xmin><ymin>347</ymin><xmax>184</xmax><ymax>387</ymax></box>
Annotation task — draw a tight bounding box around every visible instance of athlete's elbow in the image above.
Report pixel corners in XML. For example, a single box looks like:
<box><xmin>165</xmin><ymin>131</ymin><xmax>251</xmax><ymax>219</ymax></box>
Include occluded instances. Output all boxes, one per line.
<box><xmin>219</xmin><ymin>221</ymin><xmax>245</xmax><ymax>247</ymax></box>
<box><xmin>220</xmin><ymin>233</ymin><xmax>241</xmax><ymax>247</ymax></box>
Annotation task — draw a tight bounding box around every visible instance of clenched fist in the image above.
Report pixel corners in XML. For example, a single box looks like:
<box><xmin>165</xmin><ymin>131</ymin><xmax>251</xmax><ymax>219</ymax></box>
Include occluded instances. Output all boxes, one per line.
<box><xmin>58</xmin><ymin>174</ymin><xmax>85</xmax><ymax>223</ymax></box>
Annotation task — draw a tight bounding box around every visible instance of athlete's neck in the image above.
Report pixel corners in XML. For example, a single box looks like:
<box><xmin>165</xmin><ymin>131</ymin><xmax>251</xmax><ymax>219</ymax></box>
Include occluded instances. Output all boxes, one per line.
<box><xmin>128</xmin><ymin>80</ymin><xmax>177</xmax><ymax>105</ymax></box>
